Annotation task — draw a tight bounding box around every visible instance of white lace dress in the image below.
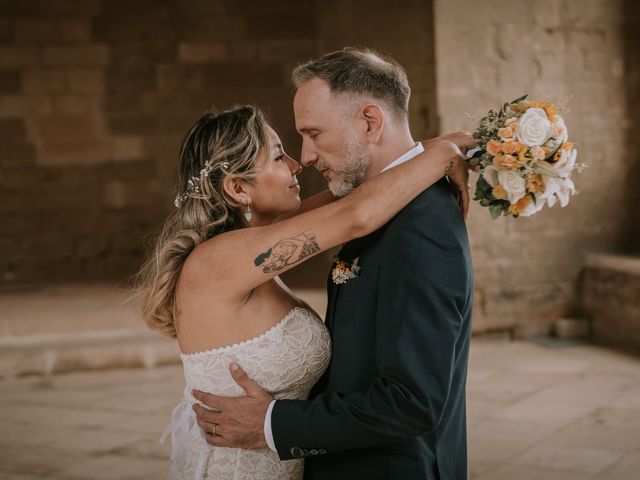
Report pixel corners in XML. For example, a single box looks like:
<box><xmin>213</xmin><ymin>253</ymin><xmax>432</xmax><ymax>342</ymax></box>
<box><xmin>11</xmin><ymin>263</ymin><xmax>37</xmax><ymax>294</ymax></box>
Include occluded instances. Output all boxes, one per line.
<box><xmin>163</xmin><ymin>306</ymin><xmax>331</xmax><ymax>480</ymax></box>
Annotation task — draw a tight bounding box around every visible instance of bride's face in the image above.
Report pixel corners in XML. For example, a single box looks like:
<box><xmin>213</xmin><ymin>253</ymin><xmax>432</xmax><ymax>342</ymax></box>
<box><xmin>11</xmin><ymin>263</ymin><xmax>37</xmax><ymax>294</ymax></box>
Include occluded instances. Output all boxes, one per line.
<box><xmin>246</xmin><ymin>128</ymin><xmax>302</xmax><ymax>224</ymax></box>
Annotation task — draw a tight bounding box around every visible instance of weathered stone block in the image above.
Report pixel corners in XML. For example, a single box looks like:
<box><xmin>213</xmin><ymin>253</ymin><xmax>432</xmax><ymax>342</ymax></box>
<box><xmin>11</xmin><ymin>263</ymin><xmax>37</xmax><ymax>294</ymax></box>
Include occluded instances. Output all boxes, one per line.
<box><xmin>37</xmin><ymin>0</ymin><xmax>102</xmax><ymax>17</ymax></box>
<box><xmin>13</xmin><ymin>19</ymin><xmax>91</xmax><ymax>44</ymax></box>
<box><xmin>52</xmin><ymin>95</ymin><xmax>103</xmax><ymax>115</ymax></box>
<box><xmin>0</xmin><ymin>46</ymin><xmax>39</xmax><ymax>68</ymax></box>
<box><xmin>112</xmin><ymin>135</ymin><xmax>145</xmax><ymax>161</ymax></box>
<box><xmin>43</xmin><ymin>45</ymin><xmax>109</xmax><ymax>67</ymax></box>
<box><xmin>582</xmin><ymin>254</ymin><xmax>640</xmax><ymax>348</ymax></box>
<box><xmin>0</xmin><ymin>95</ymin><xmax>53</xmax><ymax>117</ymax></box>
<box><xmin>22</xmin><ymin>68</ymin><xmax>66</xmax><ymax>93</ymax></box>
<box><xmin>65</xmin><ymin>68</ymin><xmax>105</xmax><ymax>94</ymax></box>
<box><xmin>178</xmin><ymin>42</ymin><xmax>226</xmax><ymax>63</ymax></box>
<box><xmin>0</xmin><ymin>69</ymin><xmax>20</xmax><ymax>94</ymax></box>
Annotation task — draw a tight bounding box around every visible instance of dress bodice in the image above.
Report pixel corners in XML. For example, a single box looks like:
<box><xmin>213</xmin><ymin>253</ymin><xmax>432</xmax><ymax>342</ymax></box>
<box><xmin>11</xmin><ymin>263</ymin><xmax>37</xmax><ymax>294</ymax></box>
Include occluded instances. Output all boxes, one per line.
<box><xmin>164</xmin><ymin>306</ymin><xmax>331</xmax><ymax>479</ymax></box>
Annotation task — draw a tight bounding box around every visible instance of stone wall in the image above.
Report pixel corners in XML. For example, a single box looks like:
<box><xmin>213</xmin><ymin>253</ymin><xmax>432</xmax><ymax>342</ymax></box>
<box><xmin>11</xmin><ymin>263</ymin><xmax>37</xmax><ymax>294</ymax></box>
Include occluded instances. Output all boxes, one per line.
<box><xmin>0</xmin><ymin>0</ymin><xmax>437</xmax><ymax>286</ymax></box>
<box><xmin>434</xmin><ymin>0</ymin><xmax>637</xmax><ymax>332</ymax></box>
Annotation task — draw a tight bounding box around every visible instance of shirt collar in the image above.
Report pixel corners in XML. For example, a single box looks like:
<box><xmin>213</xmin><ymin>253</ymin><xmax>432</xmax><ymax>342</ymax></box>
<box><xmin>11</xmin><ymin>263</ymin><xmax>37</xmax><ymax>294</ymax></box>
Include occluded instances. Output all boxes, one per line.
<box><xmin>380</xmin><ymin>142</ymin><xmax>424</xmax><ymax>173</ymax></box>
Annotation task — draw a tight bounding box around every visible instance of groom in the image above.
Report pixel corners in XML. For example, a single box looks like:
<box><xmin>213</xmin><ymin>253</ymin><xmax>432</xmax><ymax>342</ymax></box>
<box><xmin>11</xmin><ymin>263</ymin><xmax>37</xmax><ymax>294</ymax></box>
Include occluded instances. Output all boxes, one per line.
<box><xmin>193</xmin><ymin>48</ymin><xmax>474</xmax><ymax>479</ymax></box>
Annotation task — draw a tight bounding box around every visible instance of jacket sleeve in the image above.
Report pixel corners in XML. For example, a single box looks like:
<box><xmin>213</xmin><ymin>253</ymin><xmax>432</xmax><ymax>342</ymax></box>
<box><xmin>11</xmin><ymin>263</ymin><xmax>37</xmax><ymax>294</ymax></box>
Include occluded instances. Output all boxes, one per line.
<box><xmin>271</xmin><ymin>193</ymin><xmax>472</xmax><ymax>460</ymax></box>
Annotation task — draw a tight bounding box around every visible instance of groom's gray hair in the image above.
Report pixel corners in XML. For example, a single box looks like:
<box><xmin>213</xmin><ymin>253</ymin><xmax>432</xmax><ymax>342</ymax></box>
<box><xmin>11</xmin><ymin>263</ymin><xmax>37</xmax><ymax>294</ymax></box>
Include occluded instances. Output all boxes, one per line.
<box><xmin>292</xmin><ymin>47</ymin><xmax>411</xmax><ymax>119</ymax></box>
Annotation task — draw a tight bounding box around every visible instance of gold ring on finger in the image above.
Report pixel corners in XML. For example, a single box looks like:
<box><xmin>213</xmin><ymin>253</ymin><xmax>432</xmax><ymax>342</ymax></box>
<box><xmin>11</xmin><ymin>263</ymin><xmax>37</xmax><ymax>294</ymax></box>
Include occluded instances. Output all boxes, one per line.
<box><xmin>211</xmin><ymin>423</ymin><xmax>217</xmax><ymax>436</ymax></box>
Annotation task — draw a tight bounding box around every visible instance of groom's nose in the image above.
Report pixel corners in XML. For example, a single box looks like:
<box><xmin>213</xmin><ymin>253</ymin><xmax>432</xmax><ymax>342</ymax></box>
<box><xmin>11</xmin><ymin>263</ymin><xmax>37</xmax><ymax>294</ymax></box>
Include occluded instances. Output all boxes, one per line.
<box><xmin>300</xmin><ymin>142</ymin><xmax>318</xmax><ymax>167</ymax></box>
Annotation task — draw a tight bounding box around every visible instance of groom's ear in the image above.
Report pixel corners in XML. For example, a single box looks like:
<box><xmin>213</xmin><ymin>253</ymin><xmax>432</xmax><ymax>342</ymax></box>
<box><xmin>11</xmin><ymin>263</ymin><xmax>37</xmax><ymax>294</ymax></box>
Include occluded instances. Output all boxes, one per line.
<box><xmin>222</xmin><ymin>175</ymin><xmax>250</xmax><ymax>206</ymax></box>
<box><xmin>360</xmin><ymin>104</ymin><xmax>384</xmax><ymax>144</ymax></box>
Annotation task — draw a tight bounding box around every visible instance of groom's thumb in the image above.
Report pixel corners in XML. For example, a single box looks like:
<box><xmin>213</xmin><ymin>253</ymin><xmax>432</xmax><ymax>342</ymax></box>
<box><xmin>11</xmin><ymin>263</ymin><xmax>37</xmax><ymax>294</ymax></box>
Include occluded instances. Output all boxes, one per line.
<box><xmin>229</xmin><ymin>362</ymin><xmax>261</xmax><ymax>396</ymax></box>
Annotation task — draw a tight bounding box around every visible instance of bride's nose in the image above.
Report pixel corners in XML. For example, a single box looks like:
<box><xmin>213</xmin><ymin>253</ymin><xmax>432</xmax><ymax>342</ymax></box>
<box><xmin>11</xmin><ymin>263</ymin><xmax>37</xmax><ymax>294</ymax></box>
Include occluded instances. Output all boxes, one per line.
<box><xmin>285</xmin><ymin>156</ymin><xmax>302</xmax><ymax>175</ymax></box>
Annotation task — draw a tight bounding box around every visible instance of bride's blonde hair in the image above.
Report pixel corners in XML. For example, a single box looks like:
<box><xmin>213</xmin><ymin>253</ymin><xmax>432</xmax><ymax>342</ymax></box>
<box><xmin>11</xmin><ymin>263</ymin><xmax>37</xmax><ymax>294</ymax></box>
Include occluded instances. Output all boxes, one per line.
<box><xmin>133</xmin><ymin>105</ymin><xmax>272</xmax><ymax>338</ymax></box>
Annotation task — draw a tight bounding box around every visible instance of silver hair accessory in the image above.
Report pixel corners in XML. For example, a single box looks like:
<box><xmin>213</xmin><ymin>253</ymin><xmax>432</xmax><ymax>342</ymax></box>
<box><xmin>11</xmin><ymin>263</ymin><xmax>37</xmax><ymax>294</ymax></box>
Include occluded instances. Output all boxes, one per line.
<box><xmin>244</xmin><ymin>199</ymin><xmax>253</xmax><ymax>222</ymax></box>
<box><xmin>174</xmin><ymin>160</ymin><xmax>230</xmax><ymax>208</ymax></box>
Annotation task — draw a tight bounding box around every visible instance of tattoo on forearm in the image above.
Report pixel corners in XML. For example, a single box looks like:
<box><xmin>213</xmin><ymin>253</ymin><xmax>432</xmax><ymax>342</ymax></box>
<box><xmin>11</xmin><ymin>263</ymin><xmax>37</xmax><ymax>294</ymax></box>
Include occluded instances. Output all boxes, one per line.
<box><xmin>254</xmin><ymin>230</ymin><xmax>321</xmax><ymax>273</ymax></box>
<box><xmin>444</xmin><ymin>159</ymin><xmax>454</xmax><ymax>176</ymax></box>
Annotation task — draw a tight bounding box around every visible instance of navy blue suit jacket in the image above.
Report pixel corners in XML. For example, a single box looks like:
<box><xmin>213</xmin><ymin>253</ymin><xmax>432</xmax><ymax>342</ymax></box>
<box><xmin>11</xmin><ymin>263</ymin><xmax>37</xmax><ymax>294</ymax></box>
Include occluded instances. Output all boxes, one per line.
<box><xmin>272</xmin><ymin>178</ymin><xmax>473</xmax><ymax>480</ymax></box>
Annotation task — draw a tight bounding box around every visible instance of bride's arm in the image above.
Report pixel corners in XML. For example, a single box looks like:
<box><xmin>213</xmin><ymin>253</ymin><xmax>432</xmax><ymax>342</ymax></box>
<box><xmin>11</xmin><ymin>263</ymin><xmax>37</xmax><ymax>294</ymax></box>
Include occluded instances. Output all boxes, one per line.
<box><xmin>187</xmin><ymin>140</ymin><xmax>471</xmax><ymax>298</ymax></box>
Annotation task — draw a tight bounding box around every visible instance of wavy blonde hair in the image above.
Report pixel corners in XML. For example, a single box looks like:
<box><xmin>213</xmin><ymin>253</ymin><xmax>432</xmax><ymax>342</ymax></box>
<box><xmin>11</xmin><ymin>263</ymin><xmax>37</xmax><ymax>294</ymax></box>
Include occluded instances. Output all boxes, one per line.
<box><xmin>133</xmin><ymin>105</ymin><xmax>272</xmax><ymax>338</ymax></box>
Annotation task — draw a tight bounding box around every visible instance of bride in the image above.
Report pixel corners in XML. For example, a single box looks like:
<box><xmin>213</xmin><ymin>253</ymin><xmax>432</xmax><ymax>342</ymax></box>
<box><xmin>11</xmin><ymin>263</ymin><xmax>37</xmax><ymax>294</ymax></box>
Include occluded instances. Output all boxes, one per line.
<box><xmin>135</xmin><ymin>104</ymin><xmax>472</xmax><ymax>479</ymax></box>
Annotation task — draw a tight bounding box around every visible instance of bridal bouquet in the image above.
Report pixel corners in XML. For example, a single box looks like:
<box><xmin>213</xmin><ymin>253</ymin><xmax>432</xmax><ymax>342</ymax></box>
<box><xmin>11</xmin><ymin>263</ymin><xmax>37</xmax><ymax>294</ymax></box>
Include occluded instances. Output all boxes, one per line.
<box><xmin>467</xmin><ymin>95</ymin><xmax>582</xmax><ymax>219</ymax></box>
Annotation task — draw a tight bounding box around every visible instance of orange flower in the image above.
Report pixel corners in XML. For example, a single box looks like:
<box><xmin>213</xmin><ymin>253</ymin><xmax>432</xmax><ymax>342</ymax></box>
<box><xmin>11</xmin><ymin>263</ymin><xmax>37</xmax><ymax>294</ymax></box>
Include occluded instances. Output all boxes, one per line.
<box><xmin>502</xmin><ymin>141</ymin><xmax>521</xmax><ymax>155</ymax></box>
<box><xmin>526</xmin><ymin>174</ymin><xmax>544</xmax><ymax>194</ymax></box>
<box><xmin>493</xmin><ymin>154</ymin><xmax>517</xmax><ymax>170</ymax></box>
<box><xmin>492</xmin><ymin>185</ymin><xmax>507</xmax><ymax>200</ymax></box>
<box><xmin>486</xmin><ymin>140</ymin><xmax>502</xmax><ymax>156</ymax></box>
<box><xmin>517</xmin><ymin>143</ymin><xmax>529</xmax><ymax>161</ymax></box>
<box><xmin>508</xmin><ymin>195</ymin><xmax>533</xmax><ymax>215</ymax></box>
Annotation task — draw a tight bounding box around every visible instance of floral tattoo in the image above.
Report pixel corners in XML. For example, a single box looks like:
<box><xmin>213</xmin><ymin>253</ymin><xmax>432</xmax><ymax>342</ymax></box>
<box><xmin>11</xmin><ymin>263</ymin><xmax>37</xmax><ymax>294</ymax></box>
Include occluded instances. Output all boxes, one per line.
<box><xmin>254</xmin><ymin>231</ymin><xmax>321</xmax><ymax>273</ymax></box>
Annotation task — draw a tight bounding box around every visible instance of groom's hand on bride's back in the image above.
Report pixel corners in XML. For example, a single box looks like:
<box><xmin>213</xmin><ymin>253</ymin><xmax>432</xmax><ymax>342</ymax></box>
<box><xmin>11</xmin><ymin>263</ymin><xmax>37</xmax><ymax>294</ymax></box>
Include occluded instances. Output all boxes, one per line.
<box><xmin>192</xmin><ymin>363</ymin><xmax>273</xmax><ymax>449</ymax></box>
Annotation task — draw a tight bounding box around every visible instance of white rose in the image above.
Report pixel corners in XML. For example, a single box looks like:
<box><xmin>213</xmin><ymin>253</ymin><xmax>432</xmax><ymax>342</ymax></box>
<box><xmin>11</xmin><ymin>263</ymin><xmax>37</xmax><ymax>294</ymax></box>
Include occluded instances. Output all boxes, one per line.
<box><xmin>497</xmin><ymin>170</ymin><xmax>526</xmax><ymax>204</ymax></box>
<box><xmin>516</xmin><ymin>108</ymin><xmax>553</xmax><ymax>147</ymax></box>
<box><xmin>482</xmin><ymin>165</ymin><xmax>498</xmax><ymax>187</ymax></box>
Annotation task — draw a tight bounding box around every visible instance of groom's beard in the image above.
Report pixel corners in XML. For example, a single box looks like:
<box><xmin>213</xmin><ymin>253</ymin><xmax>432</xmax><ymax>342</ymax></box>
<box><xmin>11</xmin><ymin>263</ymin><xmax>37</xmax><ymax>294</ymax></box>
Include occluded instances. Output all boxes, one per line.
<box><xmin>329</xmin><ymin>136</ymin><xmax>371</xmax><ymax>197</ymax></box>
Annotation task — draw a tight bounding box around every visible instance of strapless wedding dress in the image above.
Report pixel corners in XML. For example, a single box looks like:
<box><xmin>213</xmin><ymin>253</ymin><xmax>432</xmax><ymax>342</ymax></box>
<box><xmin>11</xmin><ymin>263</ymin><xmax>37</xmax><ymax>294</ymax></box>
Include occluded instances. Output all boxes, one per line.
<box><xmin>163</xmin><ymin>306</ymin><xmax>331</xmax><ymax>479</ymax></box>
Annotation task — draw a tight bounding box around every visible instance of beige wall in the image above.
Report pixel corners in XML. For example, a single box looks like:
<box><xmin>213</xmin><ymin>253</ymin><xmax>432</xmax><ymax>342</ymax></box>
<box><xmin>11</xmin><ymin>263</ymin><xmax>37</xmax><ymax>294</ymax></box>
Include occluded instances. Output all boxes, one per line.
<box><xmin>434</xmin><ymin>0</ymin><xmax>639</xmax><ymax>332</ymax></box>
<box><xmin>0</xmin><ymin>0</ymin><xmax>437</xmax><ymax>286</ymax></box>
<box><xmin>2</xmin><ymin>0</ymin><xmax>636</xmax><ymax>335</ymax></box>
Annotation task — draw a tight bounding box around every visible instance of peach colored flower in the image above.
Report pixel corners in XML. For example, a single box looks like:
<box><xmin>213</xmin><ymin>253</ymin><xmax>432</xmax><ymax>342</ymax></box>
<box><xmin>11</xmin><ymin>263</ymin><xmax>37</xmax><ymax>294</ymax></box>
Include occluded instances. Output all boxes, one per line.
<box><xmin>486</xmin><ymin>140</ymin><xmax>502</xmax><ymax>156</ymax></box>
<box><xmin>501</xmin><ymin>141</ymin><xmax>520</xmax><ymax>155</ymax></box>
<box><xmin>493</xmin><ymin>154</ymin><xmax>517</xmax><ymax>170</ymax></box>
<box><xmin>498</xmin><ymin>127</ymin><xmax>515</xmax><ymax>142</ymax></box>
<box><xmin>530</xmin><ymin>146</ymin><xmax>547</xmax><ymax>160</ymax></box>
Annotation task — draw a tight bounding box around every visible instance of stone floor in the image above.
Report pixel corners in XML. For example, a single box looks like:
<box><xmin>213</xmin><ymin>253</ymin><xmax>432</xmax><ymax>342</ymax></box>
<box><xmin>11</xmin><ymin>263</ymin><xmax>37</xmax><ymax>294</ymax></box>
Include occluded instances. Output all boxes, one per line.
<box><xmin>0</xmin><ymin>337</ymin><xmax>639</xmax><ymax>480</ymax></box>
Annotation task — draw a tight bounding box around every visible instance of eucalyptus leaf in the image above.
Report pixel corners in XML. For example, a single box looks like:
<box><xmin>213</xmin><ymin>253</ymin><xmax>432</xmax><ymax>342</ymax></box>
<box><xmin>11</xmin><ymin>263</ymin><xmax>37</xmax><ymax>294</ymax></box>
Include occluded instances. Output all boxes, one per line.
<box><xmin>511</xmin><ymin>94</ymin><xmax>528</xmax><ymax>104</ymax></box>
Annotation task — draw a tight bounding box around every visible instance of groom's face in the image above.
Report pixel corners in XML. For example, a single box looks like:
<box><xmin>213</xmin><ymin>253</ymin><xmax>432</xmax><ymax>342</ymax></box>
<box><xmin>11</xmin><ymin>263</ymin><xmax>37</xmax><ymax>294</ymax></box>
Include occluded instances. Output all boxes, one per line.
<box><xmin>293</xmin><ymin>78</ymin><xmax>371</xmax><ymax>197</ymax></box>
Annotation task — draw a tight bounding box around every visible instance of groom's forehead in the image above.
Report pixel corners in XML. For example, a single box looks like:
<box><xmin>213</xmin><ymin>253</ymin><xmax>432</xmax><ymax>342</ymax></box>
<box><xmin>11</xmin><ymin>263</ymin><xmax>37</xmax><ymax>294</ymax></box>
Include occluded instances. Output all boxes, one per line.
<box><xmin>294</xmin><ymin>80</ymin><xmax>341</xmax><ymax>125</ymax></box>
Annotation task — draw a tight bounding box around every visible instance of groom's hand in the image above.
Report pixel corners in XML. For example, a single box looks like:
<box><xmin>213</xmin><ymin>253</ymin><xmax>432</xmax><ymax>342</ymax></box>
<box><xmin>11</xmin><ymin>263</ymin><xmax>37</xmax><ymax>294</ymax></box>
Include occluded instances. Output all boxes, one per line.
<box><xmin>192</xmin><ymin>363</ymin><xmax>273</xmax><ymax>449</ymax></box>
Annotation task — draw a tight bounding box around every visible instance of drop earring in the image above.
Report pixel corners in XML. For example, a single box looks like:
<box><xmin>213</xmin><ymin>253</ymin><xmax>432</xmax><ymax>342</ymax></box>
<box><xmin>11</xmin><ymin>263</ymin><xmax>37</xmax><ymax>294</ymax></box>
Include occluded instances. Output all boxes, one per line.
<box><xmin>244</xmin><ymin>200</ymin><xmax>253</xmax><ymax>222</ymax></box>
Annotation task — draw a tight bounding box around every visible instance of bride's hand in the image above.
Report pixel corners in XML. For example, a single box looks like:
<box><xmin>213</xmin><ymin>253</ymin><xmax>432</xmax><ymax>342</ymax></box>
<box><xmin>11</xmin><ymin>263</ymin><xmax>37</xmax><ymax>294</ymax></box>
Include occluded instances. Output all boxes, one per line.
<box><xmin>423</xmin><ymin>139</ymin><xmax>472</xmax><ymax>220</ymax></box>
<box><xmin>424</xmin><ymin>131</ymin><xmax>478</xmax><ymax>157</ymax></box>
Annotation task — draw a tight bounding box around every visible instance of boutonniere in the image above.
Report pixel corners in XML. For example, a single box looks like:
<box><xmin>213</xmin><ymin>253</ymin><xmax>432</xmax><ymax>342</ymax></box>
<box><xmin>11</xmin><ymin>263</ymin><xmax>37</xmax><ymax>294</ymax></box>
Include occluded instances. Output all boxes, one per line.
<box><xmin>331</xmin><ymin>257</ymin><xmax>361</xmax><ymax>285</ymax></box>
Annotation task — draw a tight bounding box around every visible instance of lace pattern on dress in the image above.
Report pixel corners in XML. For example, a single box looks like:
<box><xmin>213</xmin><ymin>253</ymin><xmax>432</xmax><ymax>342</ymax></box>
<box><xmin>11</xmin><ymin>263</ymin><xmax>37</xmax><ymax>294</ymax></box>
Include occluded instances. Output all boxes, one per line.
<box><xmin>163</xmin><ymin>307</ymin><xmax>331</xmax><ymax>480</ymax></box>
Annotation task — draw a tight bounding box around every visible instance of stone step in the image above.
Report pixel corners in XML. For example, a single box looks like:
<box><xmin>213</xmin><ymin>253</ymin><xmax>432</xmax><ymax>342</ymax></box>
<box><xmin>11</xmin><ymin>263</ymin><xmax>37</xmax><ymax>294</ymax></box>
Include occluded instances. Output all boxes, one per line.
<box><xmin>582</xmin><ymin>253</ymin><xmax>640</xmax><ymax>348</ymax></box>
<box><xmin>0</xmin><ymin>283</ymin><xmax>329</xmax><ymax>378</ymax></box>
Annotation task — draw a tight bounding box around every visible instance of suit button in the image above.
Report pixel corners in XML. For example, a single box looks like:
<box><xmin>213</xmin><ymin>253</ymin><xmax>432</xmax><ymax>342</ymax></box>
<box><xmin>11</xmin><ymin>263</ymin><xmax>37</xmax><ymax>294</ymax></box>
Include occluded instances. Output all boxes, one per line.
<box><xmin>290</xmin><ymin>447</ymin><xmax>303</xmax><ymax>458</ymax></box>
<box><xmin>310</xmin><ymin>449</ymin><xmax>318</xmax><ymax>455</ymax></box>
<box><xmin>319</xmin><ymin>448</ymin><xmax>327</xmax><ymax>454</ymax></box>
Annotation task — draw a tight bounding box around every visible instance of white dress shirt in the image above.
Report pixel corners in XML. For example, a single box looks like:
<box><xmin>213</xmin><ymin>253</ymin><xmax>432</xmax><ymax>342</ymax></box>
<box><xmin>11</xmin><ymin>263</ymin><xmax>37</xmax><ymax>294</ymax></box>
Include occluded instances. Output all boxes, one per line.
<box><xmin>264</xmin><ymin>141</ymin><xmax>425</xmax><ymax>452</ymax></box>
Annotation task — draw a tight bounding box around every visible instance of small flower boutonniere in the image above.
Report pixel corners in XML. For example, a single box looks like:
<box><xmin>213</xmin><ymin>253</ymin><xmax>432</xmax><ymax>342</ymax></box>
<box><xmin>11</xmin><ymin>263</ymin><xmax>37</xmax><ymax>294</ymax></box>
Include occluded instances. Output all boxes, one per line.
<box><xmin>331</xmin><ymin>257</ymin><xmax>361</xmax><ymax>285</ymax></box>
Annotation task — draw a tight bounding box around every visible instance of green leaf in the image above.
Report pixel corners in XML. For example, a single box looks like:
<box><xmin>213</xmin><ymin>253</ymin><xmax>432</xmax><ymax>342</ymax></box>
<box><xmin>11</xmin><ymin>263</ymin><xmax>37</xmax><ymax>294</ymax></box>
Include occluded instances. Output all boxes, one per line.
<box><xmin>511</xmin><ymin>94</ymin><xmax>528</xmax><ymax>104</ymax></box>
<box><xmin>489</xmin><ymin>204</ymin><xmax>503</xmax><ymax>220</ymax></box>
